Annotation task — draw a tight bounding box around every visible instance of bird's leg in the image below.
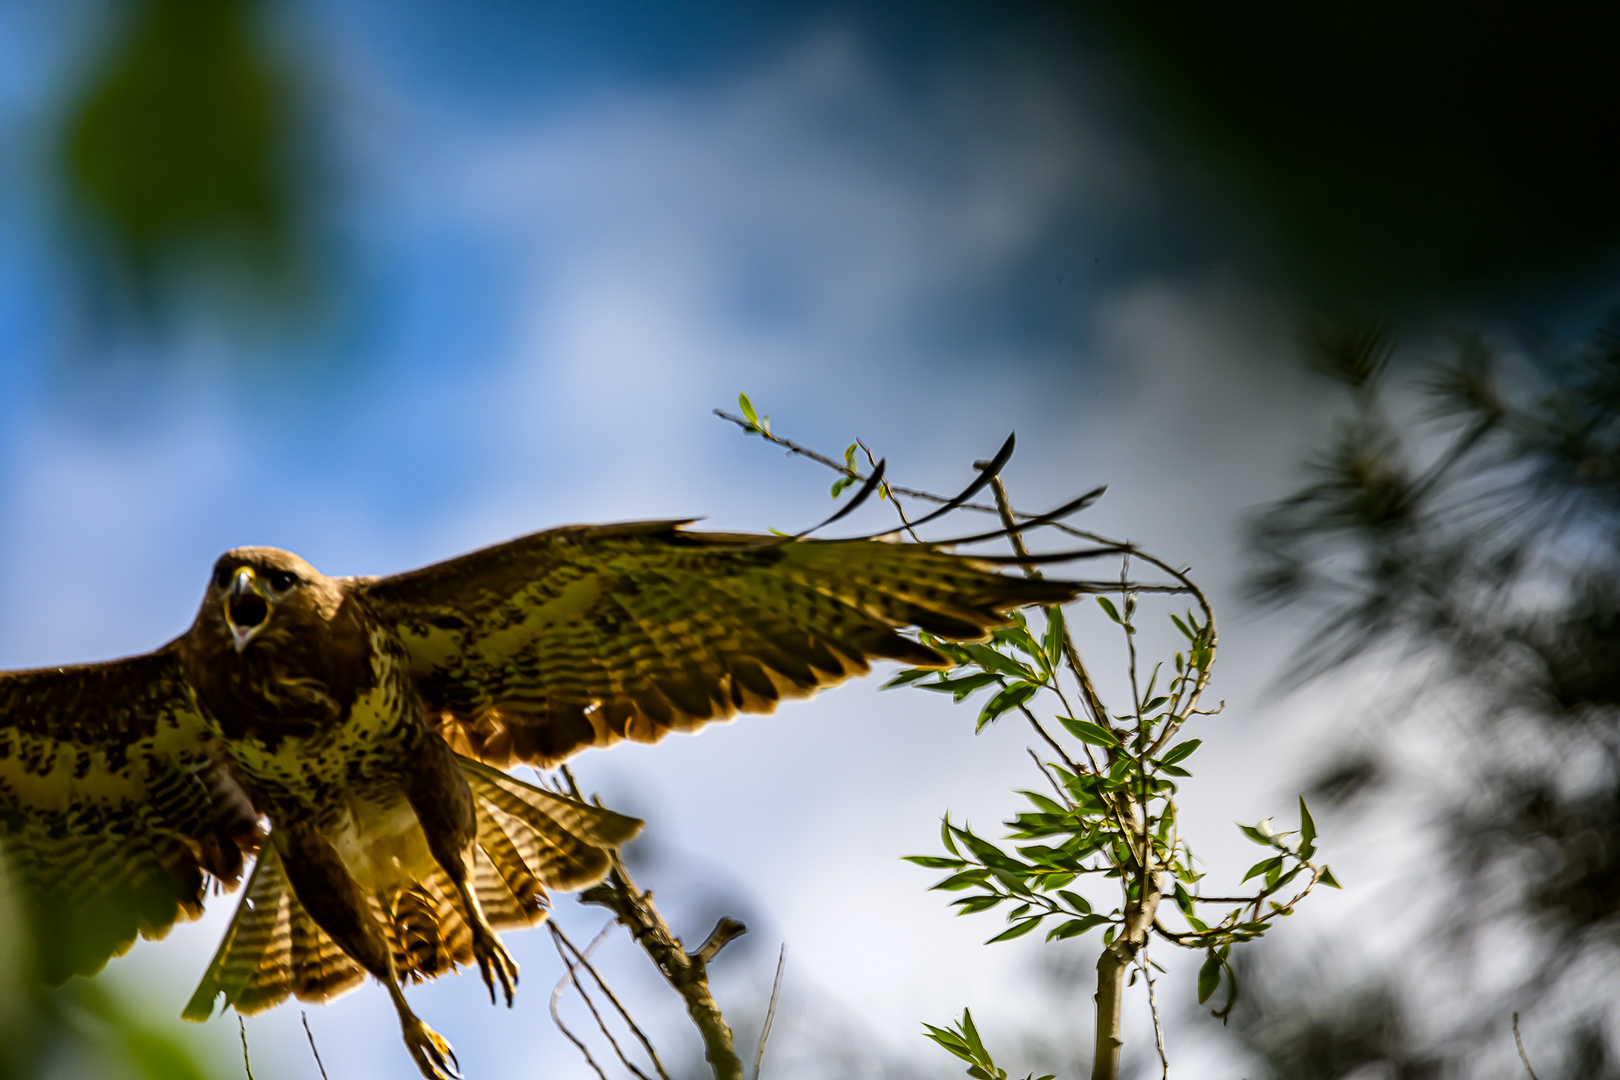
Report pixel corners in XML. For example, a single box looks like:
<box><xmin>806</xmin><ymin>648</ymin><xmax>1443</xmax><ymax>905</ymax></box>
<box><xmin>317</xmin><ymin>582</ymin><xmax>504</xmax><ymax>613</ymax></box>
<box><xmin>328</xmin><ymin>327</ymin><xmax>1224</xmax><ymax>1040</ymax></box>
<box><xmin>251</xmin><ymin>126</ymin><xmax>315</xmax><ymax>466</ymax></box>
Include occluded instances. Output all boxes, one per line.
<box><xmin>407</xmin><ymin>736</ymin><xmax>520</xmax><ymax>1006</ymax></box>
<box><xmin>274</xmin><ymin>825</ymin><xmax>460</xmax><ymax>1080</ymax></box>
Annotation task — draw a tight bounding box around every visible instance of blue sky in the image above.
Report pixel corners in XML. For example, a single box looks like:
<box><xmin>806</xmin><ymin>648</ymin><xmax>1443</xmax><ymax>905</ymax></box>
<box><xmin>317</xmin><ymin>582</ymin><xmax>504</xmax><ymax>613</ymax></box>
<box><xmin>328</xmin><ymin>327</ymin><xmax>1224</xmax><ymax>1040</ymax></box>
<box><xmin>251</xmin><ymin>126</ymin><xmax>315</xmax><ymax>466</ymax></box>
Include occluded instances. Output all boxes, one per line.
<box><xmin>0</xmin><ymin>4</ymin><xmax>1414</xmax><ymax>1078</ymax></box>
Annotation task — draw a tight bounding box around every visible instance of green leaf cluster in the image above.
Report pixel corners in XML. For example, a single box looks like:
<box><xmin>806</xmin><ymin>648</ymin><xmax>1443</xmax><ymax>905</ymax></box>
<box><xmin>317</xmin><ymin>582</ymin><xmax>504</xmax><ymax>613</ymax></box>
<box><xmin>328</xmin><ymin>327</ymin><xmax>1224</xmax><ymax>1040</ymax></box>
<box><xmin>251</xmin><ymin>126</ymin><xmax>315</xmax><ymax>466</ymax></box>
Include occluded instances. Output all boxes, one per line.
<box><xmin>923</xmin><ymin>1010</ymin><xmax>1054</xmax><ymax>1080</ymax></box>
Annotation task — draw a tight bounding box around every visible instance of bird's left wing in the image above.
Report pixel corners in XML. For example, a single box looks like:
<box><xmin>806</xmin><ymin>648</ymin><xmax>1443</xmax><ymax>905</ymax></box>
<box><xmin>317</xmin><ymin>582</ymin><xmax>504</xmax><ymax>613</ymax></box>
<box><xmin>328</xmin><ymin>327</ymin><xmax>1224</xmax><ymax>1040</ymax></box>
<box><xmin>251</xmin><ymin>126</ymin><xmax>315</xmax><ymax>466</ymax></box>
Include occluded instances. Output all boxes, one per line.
<box><xmin>0</xmin><ymin>646</ymin><xmax>262</xmax><ymax>984</ymax></box>
<box><xmin>356</xmin><ymin>520</ymin><xmax>1077</xmax><ymax>769</ymax></box>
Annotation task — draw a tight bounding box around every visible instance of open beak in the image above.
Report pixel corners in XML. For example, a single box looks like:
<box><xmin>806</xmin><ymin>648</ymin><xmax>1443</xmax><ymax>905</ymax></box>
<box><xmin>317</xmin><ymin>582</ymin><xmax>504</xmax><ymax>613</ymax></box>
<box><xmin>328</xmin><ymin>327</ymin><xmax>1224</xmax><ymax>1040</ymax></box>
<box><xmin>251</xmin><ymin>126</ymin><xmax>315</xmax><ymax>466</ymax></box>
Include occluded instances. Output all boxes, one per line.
<box><xmin>224</xmin><ymin>568</ymin><xmax>270</xmax><ymax>653</ymax></box>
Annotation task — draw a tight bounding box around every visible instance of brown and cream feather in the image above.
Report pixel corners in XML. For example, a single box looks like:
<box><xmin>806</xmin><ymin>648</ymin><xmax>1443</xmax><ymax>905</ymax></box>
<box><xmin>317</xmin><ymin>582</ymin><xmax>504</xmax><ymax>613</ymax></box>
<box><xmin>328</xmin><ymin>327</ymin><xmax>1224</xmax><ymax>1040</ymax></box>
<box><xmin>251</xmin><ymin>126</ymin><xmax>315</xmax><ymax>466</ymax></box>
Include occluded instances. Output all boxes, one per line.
<box><xmin>0</xmin><ymin>520</ymin><xmax>1075</xmax><ymax>1024</ymax></box>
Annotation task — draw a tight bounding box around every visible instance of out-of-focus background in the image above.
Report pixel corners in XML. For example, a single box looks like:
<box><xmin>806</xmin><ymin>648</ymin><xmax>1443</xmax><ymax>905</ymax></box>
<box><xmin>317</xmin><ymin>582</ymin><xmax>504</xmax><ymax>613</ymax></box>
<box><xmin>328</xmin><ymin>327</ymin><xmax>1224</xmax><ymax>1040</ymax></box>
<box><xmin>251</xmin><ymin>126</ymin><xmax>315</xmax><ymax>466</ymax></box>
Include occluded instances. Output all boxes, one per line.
<box><xmin>4</xmin><ymin>2</ymin><xmax>1620</xmax><ymax>1077</ymax></box>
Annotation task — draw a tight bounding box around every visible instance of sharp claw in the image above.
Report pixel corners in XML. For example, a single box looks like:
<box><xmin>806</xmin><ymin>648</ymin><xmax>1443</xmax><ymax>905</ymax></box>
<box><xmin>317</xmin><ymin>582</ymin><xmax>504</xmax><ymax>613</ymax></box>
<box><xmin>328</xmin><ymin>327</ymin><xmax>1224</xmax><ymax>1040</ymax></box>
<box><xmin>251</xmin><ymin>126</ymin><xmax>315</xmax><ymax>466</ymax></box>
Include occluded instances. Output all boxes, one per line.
<box><xmin>403</xmin><ymin>1016</ymin><xmax>461</xmax><ymax>1080</ymax></box>
<box><xmin>472</xmin><ymin>929</ymin><xmax>520</xmax><ymax>1008</ymax></box>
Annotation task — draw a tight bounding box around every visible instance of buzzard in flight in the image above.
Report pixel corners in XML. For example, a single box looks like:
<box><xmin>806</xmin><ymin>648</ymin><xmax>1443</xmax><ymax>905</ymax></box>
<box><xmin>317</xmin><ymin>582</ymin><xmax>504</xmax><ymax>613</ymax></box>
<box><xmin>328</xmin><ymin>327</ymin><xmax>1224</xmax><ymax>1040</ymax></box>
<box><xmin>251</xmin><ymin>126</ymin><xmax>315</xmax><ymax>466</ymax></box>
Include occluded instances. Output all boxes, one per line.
<box><xmin>0</xmin><ymin>519</ymin><xmax>1075</xmax><ymax>1078</ymax></box>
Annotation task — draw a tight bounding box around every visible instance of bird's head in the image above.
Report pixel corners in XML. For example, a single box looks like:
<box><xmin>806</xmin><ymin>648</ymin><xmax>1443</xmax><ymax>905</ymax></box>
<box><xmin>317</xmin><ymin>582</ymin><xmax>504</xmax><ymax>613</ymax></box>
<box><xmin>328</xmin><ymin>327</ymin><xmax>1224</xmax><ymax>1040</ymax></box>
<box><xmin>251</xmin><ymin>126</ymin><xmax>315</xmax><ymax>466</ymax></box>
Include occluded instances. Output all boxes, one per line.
<box><xmin>206</xmin><ymin>548</ymin><xmax>340</xmax><ymax>653</ymax></box>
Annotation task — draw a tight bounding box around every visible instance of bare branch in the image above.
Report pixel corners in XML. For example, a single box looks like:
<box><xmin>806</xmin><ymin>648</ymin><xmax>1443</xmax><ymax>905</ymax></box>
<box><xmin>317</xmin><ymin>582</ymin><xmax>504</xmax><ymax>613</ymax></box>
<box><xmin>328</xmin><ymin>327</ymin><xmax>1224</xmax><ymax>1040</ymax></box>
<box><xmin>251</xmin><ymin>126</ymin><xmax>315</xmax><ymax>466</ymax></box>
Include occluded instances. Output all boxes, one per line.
<box><xmin>696</xmin><ymin>918</ymin><xmax>749</xmax><ymax>965</ymax></box>
<box><xmin>1513</xmin><ymin>1013</ymin><xmax>1543</xmax><ymax>1080</ymax></box>
<box><xmin>551</xmin><ymin>923</ymin><xmax>653</xmax><ymax>1080</ymax></box>
<box><xmin>752</xmin><ymin>945</ymin><xmax>788</xmax><ymax>1080</ymax></box>
<box><xmin>552</xmin><ymin>921</ymin><xmax>674</xmax><ymax>1080</ymax></box>
<box><xmin>582</xmin><ymin>856</ymin><xmax>748</xmax><ymax>1080</ymax></box>
<box><xmin>237</xmin><ymin>1017</ymin><xmax>256</xmax><ymax>1080</ymax></box>
<box><xmin>550</xmin><ymin>925</ymin><xmax>614</xmax><ymax>1080</ymax></box>
<box><xmin>1137</xmin><ymin>948</ymin><xmax>1170</xmax><ymax>1080</ymax></box>
<box><xmin>301</xmin><ymin>1013</ymin><xmax>330</xmax><ymax>1080</ymax></box>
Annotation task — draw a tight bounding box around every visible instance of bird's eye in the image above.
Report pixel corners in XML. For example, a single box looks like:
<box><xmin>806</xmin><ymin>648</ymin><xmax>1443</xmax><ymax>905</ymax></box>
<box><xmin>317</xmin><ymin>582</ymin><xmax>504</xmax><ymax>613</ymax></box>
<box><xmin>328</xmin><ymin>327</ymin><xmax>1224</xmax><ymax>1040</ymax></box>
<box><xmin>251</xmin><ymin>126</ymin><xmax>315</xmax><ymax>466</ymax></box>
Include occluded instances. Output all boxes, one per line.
<box><xmin>214</xmin><ymin>566</ymin><xmax>233</xmax><ymax>590</ymax></box>
<box><xmin>266</xmin><ymin>570</ymin><xmax>299</xmax><ymax>593</ymax></box>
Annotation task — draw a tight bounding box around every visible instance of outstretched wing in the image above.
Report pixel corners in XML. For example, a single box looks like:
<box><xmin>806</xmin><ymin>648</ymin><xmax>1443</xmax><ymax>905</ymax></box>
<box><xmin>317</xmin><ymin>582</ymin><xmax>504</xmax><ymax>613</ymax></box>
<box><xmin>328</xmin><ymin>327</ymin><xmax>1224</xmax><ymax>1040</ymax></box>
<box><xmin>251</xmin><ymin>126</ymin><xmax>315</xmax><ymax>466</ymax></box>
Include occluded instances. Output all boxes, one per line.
<box><xmin>0</xmin><ymin>647</ymin><xmax>261</xmax><ymax>984</ymax></box>
<box><xmin>358</xmin><ymin>521</ymin><xmax>1075</xmax><ymax>768</ymax></box>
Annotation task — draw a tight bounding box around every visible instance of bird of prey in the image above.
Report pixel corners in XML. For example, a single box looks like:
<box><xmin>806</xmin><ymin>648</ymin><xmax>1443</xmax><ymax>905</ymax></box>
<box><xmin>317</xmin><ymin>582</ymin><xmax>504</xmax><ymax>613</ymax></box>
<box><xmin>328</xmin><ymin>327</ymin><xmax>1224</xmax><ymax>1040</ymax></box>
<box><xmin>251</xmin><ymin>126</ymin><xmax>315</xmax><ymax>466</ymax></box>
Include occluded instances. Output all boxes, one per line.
<box><xmin>0</xmin><ymin>519</ymin><xmax>1076</xmax><ymax>1078</ymax></box>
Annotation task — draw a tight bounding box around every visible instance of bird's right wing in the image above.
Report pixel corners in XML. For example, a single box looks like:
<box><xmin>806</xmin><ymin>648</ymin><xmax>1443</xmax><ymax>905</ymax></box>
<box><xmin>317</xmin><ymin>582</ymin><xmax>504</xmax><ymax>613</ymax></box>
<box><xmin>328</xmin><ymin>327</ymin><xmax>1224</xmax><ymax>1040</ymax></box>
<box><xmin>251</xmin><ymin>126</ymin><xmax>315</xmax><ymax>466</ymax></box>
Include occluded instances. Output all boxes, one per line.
<box><xmin>0</xmin><ymin>646</ymin><xmax>262</xmax><ymax>984</ymax></box>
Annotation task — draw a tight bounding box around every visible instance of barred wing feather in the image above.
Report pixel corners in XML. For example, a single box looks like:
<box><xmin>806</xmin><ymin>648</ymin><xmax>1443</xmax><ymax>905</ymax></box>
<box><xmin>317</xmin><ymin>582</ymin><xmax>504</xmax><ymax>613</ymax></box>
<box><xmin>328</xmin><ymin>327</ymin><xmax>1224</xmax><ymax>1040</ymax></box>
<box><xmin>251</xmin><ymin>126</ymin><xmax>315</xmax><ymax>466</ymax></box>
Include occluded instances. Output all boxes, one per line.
<box><xmin>0</xmin><ymin>648</ymin><xmax>261</xmax><ymax>984</ymax></box>
<box><xmin>360</xmin><ymin>522</ymin><xmax>1075</xmax><ymax>768</ymax></box>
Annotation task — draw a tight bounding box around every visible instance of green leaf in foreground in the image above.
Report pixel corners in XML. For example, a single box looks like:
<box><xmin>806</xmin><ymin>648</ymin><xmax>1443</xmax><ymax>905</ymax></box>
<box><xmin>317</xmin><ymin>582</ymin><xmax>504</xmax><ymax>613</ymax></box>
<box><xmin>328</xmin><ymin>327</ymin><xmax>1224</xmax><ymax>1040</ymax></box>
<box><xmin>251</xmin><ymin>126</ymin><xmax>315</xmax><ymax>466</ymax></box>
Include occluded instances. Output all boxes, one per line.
<box><xmin>882</xmin><ymin>667</ymin><xmax>937</xmax><ymax>690</ymax></box>
<box><xmin>1042</xmin><ymin>605</ymin><xmax>1065</xmax><ymax>668</ymax></box>
<box><xmin>1298</xmin><ymin>796</ymin><xmax>1317</xmax><ymax>859</ymax></box>
<box><xmin>1197</xmin><ymin>951</ymin><xmax>1222</xmax><ymax>1003</ymax></box>
<box><xmin>1159</xmin><ymin>738</ymin><xmax>1202</xmax><ymax>766</ymax></box>
<box><xmin>1058</xmin><ymin>715</ymin><xmax>1121</xmax><ymax>748</ymax></box>
<box><xmin>978</xmin><ymin>681</ymin><xmax>1039</xmax><ymax>731</ymax></box>
<box><xmin>986</xmin><ymin>917</ymin><xmax>1043</xmax><ymax>943</ymax></box>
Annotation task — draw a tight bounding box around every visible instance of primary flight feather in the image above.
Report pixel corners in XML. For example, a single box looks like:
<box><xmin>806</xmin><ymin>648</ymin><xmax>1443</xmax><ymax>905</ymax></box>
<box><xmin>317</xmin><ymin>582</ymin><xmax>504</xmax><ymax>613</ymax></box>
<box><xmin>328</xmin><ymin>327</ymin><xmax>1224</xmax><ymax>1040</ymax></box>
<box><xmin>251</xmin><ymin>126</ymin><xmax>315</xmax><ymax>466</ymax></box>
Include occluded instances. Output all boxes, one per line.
<box><xmin>0</xmin><ymin>521</ymin><xmax>1077</xmax><ymax>1078</ymax></box>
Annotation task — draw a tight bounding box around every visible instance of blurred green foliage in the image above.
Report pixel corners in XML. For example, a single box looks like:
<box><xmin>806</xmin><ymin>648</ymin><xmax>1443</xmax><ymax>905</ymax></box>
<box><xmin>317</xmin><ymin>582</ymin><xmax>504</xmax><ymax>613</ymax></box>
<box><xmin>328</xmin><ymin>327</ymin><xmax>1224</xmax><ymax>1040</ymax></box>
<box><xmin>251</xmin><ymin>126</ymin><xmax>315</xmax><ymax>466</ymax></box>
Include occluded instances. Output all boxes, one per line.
<box><xmin>0</xmin><ymin>865</ymin><xmax>223</xmax><ymax>1080</ymax></box>
<box><xmin>0</xmin><ymin>980</ymin><xmax>222</xmax><ymax>1080</ymax></box>
<box><xmin>63</xmin><ymin>0</ymin><xmax>297</xmax><ymax>315</ymax></box>
<box><xmin>1241</xmin><ymin>316</ymin><xmax>1620</xmax><ymax>1073</ymax></box>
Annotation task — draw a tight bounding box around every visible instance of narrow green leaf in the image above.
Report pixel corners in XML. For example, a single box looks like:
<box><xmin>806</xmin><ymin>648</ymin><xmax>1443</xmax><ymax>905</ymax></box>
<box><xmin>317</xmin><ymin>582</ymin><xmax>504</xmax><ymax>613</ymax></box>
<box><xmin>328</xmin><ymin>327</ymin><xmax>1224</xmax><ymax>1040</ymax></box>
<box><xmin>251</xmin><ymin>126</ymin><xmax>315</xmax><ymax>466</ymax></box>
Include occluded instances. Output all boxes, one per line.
<box><xmin>1238</xmin><ymin>824</ymin><xmax>1275</xmax><ymax>846</ymax></box>
<box><xmin>738</xmin><ymin>392</ymin><xmax>759</xmax><ymax>425</ymax></box>
<box><xmin>881</xmin><ymin>668</ymin><xmax>937</xmax><ymax>690</ymax></box>
<box><xmin>1241</xmin><ymin>856</ymin><xmax>1284</xmax><ymax>884</ymax></box>
<box><xmin>986</xmin><ymin>917</ymin><xmax>1043</xmax><ymax>944</ymax></box>
<box><xmin>1057</xmin><ymin>715</ymin><xmax>1121</xmax><ymax>748</ymax></box>
<box><xmin>960</xmin><ymin>1009</ymin><xmax>986</xmax><ymax>1057</ymax></box>
<box><xmin>1096</xmin><ymin>596</ymin><xmax>1122</xmax><ymax>623</ymax></box>
<box><xmin>1320</xmin><ymin>865</ymin><xmax>1341</xmax><ymax>888</ymax></box>
<box><xmin>1270</xmin><ymin>864</ymin><xmax>1303</xmax><ymax>893</ymax></box>
<box><xmin>1106</xmin><ymin>756</ymin><xmax>1135</xmax><ymax>785</ymax></box>
<box><xmin>1057</xmin><ymin>889</ymin><xmax>1092</xmax><ymax>914</ymax></box>
<box><xmin>961</xmin><ymin>643</ymin><xmax>1039</xmax><ymax>682</ymax></box>
<box><xmin>922</xmin><ymin>1026</ymin><xmax>975</xmax><ymax>1062</ymax></box>
<box><xmin>953</xmin><ymin>894</ymin><xmax>1005</xmax><ymax>914</ymax></box>
<box><xmin>1159</xmin><ymin>739</ymin><xmax>1202</xmax><ymax>766</ymax></box>
<box><xmin>1298</xmin><ymin>797</ymin><xmax>1317</xmax><ymax>859</ymax></box>
<box><xmin>1197</xmin><ymin>952</ymin><xmax>1222</xmax><ymax>1004</ymax></box>
<box><xmin>914</xmin><ymin>672</ymin><xmax>1000</xmax><ymax>700</ymax></box>
<box><xmin>1158</xmin><ymin>763</ymin><xmax>1192</xmax><ymax>778</ymax></box>
<box><xmin>1019</xmin><ymin>790</ymin><xmax>1066</xmax><ymax>815</ymax></box>
<box><xmin>978</xmin><ymin>681</ymin><xmax>1039</xmax><ymax>731</ymax></box>
<box><xmin>941</xmin><ymin>814</ymin><xmax>960</xmax><ymax>856</ymax></box>
<box><xmin>1141</xmin><ymin>696</ymin><xmax>1168</xmax><ymax>713</ymax></box>
<box><xmin>934</xmin><ymin>870</ymin><xmax>991</xmax><ymax>891</ymax></box>
<box><xmin>993</xmin><ymin>625</ymin><xmax>1047</xmax><ymax>665</ymax></box>
<box><xmin>1043</xmin><ymin>606</ymin><xmax>1066</xmax><ymax>668</ymax></box>
<box><xmin>1045</xmin><ymin>913</ymin><xmax>1110</xmax><ymax>941</ymax></box>
<box><xmin>1170</xmin><ymin>613</ymin><xmax>1194</xmax><ymax>640</ymax></box>
<box><xmin>904</xmin><ymin>855</ymin><xmax>967</xmax><ymax>869</ymax></box>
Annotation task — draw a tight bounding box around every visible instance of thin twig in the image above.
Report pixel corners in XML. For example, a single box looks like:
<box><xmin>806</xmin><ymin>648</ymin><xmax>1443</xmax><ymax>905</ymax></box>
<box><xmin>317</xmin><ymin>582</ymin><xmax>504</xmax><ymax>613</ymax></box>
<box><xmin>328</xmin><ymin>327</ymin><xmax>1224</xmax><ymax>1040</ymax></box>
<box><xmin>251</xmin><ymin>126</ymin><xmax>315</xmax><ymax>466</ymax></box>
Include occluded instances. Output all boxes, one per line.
<box><xmin>1017</xmin><ymin>702</ymin><xmax>1085</xmax><ymax>777</ymax></box>
<box><xmin>300</xmin><ymin>1012</ymin><xmax>330</xmax><ymax>1080</ymax></box>
<box><xmin>1513</xmin><ymin>1013</ymin><xmax>1542</xmax><ymax>1080</ymax></box>
<box><xmin>550</xmin><ymin>924</ymin><xmax>615</xmax><ymax>1080</ymax></box>
<box><xmin>1138</xmin><ymin>948</ymin><xmax>1169</xmax><ymax>1080</ymax></box>
<box><xmin>237</xmin><ymin>1017</ymin><xmax>256</xmax><ymax>1080</ymax></box>
<box><xmin>1027</xmin><ymin>746</ymin><xmax>1075</xmax><ymax>807</ymax></box>
<box><xmin>857</xmin><ymin>439</ymin><xmax>922</xmax><ymax>543</ymax></box>
<box><xmin>752</xmin><ymin>945</ymin><xmax>787</xmax><ymax>1080</ymax></box>
<box><xmin>551</xmin><ymin>923</ymin><xmax>655</xmax><ymax>1080</ymax></box>
<box><xmin>552</xmin><ymin>921</ymin><xmax>674</xmax><ymax>1080</ymax></box>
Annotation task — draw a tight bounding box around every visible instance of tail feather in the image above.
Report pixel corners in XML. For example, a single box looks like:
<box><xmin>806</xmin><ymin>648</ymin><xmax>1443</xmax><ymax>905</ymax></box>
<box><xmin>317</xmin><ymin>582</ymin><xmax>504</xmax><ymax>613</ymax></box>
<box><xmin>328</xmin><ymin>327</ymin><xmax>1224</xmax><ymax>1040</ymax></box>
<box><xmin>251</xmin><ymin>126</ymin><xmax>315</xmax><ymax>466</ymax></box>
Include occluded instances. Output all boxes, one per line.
<box><xmin>460</xmin><ymin>755</ymin><xmax>643</xmax><ymax>890</ymax></box>
<box><xmin>183</xmin><ymin>759</ymin><xmax>642</xmax><ymax>1020</ymax></box>
<box><xmin>289</xmin><ymin>896</ymin><xmax>365</xmax><ymax>1003</ymax></box>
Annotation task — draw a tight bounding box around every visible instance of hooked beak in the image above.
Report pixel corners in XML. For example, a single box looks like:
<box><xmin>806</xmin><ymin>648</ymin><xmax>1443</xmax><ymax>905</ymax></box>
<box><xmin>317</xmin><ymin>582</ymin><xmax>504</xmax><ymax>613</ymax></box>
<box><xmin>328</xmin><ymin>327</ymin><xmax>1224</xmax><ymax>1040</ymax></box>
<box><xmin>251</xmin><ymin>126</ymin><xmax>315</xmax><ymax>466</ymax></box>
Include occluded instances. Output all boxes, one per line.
<box><xmin>224</xmin><ymin>568</ymin><xmax>270</xmax><ymax>653</ymax></box>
